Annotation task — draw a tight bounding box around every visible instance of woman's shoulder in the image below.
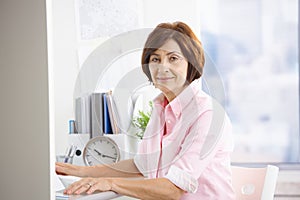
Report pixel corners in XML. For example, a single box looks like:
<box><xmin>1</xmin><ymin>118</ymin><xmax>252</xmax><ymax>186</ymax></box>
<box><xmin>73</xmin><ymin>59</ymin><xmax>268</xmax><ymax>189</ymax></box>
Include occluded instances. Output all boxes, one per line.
<box><xmin>192</xmin><ymin>90</ymin><xmax>214</xmax><ymax>108</ymax></box>
<box><xmin>190</xmin><ymin>90</ymin><xmax>230</xmax><ymax>123</ymax></box>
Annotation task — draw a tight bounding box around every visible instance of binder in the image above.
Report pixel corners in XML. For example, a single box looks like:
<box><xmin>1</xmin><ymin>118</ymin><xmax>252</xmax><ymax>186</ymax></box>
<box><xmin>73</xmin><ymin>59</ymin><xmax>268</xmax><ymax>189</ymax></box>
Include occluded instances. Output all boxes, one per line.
<box><xmin>91</xmin><ymin>93</ymin><xmax>104</xmax><ymax>137</ymax></box>
<box><xmin>75</xmin><ymin>94</ymin><xmax>91</xmax><ymax>135</ymax></box>
<box><xmin>75</xmin><ymin>97</ymin><xmax>82</xmax><ymax>133</ymax></box>
<box><xmin>103</xmin><ymin>92</ymin><xmax>112</xmax><ymax>134</ymax></box>
<box><xmin>105</xmin><ymin>91</ymin><xmax>121</xmax><ymax>134</ymax></box>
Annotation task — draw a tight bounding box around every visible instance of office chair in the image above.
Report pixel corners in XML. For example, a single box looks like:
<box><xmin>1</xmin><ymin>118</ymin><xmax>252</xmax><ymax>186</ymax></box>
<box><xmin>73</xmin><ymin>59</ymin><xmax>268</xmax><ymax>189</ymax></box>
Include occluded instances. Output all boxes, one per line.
<box><xmin>231</xmin><ymin>165</ymin><xmax>279</xmax><ymax>200</ymax></box>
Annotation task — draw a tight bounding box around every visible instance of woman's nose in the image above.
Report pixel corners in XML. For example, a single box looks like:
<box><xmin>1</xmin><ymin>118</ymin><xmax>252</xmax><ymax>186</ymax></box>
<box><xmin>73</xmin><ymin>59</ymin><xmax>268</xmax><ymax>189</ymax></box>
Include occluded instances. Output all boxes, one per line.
<box><xmin>158</xmin><ymin>64</ymin><xmax>170</xmax><ymax>73</ymax></box>
<box><xmin>159</xmin><ymin>58</ymin><xmax>170</xmax><ymax>72</ymax></box>
<box><xmin>161</xmin><ymin>57</ymin><xmax>170</xmax><ymax>65</ymax></box>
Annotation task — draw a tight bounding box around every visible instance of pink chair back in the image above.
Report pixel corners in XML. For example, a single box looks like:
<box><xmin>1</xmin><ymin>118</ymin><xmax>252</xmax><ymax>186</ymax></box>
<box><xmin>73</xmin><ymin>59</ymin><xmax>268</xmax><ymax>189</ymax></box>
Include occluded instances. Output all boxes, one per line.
<box><xmin>231</xmin><ymin>165</ymin><xmax>279</xmax><ymax>200</ymax></box>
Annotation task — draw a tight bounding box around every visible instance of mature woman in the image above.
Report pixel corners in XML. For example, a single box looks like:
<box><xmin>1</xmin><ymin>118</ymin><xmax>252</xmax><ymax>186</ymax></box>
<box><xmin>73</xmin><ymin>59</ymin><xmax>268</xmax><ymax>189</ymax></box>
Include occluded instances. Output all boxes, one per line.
<box><xmin>56</xmin><ymin>21</ymin><xmax>235</xmax><ymax>200</ymax></box>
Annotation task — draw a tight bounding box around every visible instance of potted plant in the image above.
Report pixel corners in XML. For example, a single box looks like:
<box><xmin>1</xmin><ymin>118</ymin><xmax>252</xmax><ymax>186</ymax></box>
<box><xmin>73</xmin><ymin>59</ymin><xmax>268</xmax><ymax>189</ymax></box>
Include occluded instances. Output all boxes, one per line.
<box><xmin>132</xmin><ymin>101</ymin><xmax>153</xmax><ymax>139</ymax></box>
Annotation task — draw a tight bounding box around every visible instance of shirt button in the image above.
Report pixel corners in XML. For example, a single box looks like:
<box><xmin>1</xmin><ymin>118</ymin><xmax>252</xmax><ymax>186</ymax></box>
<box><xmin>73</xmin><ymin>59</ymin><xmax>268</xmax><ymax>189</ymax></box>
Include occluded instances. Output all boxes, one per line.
<box><xmin>167</xmin><ymin>120</ymin><xmax>171</xmax><ymax>124</ymax></box>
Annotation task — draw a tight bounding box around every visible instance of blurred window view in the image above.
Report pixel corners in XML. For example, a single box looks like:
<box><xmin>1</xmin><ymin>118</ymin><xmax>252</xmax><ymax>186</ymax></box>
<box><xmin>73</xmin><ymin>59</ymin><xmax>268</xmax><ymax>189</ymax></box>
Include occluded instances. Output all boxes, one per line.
<box><xmin>200</xmin><ymin>0</ymin><xmax>299</xmax><ymax>163</ymax></box>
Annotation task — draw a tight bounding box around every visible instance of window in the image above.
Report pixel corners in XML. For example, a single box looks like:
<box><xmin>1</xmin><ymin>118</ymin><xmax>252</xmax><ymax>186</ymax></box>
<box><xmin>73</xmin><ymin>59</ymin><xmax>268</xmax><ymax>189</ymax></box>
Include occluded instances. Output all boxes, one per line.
<box><xmin>199</xmin><ymin>0</ymin><xmax>299</xmax><ymax>164</ymax></box>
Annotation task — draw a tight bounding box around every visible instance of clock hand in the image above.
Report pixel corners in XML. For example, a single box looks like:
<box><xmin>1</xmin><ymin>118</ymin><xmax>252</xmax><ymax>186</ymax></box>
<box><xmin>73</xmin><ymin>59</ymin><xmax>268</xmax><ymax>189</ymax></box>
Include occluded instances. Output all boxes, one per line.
<box><xmin>94</xmin><ymin>149</ymin><xmax>102</xmax><ymax>156</ymax></box>
<box><xmin>85</xmin><ymin>148</ymin><xmax>102</xmax><ymax>162</ymax></box>
<box><xmin>94</xmin><ymin>149</ymin><xmax>116</xmax><ymax>160</ymax></box>
<box><xmin>101</xmin><ymin>154</ymin><xmax>117</xmax><ymax>159</ymax></box>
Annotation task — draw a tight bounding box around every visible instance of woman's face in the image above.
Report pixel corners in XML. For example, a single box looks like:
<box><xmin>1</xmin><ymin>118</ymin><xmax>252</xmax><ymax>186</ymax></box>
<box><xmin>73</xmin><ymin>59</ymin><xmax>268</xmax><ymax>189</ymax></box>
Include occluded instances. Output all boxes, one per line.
<box><xmin>149</xmin><ymin>39</ymin><xmax>188</xmax><ymax>100</ymax></box>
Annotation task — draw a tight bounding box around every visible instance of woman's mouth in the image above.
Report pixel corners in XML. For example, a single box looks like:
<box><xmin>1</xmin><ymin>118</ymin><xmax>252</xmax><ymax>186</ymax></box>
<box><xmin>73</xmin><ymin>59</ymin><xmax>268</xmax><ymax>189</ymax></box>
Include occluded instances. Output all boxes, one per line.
<box><xmin>156</xmin><ymin>77</ymin><xmax>174</xmax><ymax>81</ymax></box>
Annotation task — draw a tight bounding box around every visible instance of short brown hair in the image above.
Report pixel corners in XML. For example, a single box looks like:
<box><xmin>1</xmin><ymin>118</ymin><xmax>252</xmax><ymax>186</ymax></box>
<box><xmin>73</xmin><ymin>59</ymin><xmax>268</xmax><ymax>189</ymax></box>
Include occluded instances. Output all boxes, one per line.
<box><xmin>141</xmin><ymin>21</ymin><xmax>205</xmax><ymax>83</ymax></box>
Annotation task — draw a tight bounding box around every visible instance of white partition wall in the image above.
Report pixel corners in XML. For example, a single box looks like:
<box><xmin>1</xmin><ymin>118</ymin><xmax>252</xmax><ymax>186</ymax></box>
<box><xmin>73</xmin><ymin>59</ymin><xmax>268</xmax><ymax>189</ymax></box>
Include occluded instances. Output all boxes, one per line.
<box><xmin>0</xmin><ymin>0</ymin><xmax>51</xmax><ymax>199</ymax></box>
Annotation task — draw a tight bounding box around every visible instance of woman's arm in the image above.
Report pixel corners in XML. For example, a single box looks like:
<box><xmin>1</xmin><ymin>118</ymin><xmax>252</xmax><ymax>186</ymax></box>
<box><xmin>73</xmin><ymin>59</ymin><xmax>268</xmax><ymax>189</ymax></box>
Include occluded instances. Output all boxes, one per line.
<box><xmin>65</xmin><ymin>177</ymin><xmax>184</xmax><ymax>200</ymax></box>
<box><xmin>56</xmin><ymin>159</ymin><xmax>143</xmax><ymax>178</ymax></box>
<box><xmin>110</xmin><ymin>177</ymin><xmax>185</xmax><ymax>200</ymax></box>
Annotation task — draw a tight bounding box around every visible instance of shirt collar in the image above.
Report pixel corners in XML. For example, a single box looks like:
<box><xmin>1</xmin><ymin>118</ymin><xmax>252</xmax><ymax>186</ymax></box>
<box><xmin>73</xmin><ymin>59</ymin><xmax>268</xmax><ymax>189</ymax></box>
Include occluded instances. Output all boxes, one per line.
<box><xmin>153</xmin><ymin>79</ymin><xmax>202</xmax><ymax>118</ymax></box>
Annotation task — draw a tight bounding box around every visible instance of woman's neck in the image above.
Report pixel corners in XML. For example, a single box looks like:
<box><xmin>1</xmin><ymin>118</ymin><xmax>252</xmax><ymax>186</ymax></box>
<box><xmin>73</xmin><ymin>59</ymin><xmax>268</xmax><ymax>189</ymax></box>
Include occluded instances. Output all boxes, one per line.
<box><xmin>163</xmin><ymin>84</ymin><xmax>188</xmax><ymax>102</ymax></box>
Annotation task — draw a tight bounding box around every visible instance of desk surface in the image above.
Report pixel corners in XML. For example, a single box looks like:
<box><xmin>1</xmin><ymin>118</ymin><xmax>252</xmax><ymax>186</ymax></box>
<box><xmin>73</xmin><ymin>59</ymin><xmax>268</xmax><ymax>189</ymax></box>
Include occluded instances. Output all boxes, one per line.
<box><xmin>56</xmin><ymin>190</ymin><xmax>120</xmax><ymax>200</ymax></box>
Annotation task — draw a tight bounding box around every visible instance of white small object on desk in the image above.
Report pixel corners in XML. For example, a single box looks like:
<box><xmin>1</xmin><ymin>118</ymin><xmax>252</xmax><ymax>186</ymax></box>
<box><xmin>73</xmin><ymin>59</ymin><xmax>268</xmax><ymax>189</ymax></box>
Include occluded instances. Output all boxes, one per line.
<box><xmin>68</xmin><ymin>133</ymin><xmax>90</xmax><ymax>165</ymax></box>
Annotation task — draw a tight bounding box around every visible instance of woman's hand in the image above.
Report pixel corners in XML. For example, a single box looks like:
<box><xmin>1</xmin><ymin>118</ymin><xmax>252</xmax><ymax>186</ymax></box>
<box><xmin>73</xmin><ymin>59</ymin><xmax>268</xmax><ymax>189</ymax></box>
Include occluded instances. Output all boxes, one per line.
<box><xmin>55</xmin><ymin>162</ymin><xmax>86</xmax><ymax>177</ymax></box>
<box><xmin>64</xmin><ymin>177</ymin><xmax>113</xmax><ymax>195</ymax></box>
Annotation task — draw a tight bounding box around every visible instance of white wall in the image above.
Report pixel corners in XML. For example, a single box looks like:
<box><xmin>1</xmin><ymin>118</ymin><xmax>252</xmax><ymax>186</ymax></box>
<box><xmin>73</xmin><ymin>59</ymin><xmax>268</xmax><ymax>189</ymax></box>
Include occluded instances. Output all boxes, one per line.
<box><xmin>52</xmin><ymin>0</ymin><xmax>79</xmax><ymax>154</ymax></box>
<box><xmin>52</xmin><ymin>0</ymin><xmax>113</xmax><ymax>155</ymax></box>
<box><xmin>0</xmin><ymin>0</ymin><xmax>50</xmax><ymax>199</ymax></box>
<box><xmin>141</xmin><ymin>0</ymin><xmax>200</xmax><ymax>34</ymax></box>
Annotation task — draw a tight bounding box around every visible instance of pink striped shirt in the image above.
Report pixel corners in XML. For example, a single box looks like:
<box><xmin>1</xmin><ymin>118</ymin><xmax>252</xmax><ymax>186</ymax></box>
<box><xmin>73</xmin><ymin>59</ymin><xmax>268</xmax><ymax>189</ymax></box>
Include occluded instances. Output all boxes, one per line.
<box><xmin>134</xmin><ymin>79</ymin><xmax>235</xmax><ymax>199</ymax></box>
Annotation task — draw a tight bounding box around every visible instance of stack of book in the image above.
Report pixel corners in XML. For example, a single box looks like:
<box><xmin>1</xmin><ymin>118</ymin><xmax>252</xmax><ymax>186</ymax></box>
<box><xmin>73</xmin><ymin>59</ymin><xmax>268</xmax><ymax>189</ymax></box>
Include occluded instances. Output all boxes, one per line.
<box><xmin>75</xmin><ymin>90</ymin><xmax>121</xmax><ymax>138</ymax></box>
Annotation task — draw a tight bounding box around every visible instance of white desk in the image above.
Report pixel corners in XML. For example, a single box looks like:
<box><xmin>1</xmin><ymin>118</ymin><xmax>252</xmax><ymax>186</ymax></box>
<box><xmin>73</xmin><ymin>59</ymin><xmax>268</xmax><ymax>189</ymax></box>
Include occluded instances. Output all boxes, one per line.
<box><xmin>56</xmin><ymin>190</ymin><xmax>120</xmax><ymax>200</ymax></box>
<box><xmin>56</xmin><ymin>191</ymin><xmax>137</xmax><ymax>200</ymax></box>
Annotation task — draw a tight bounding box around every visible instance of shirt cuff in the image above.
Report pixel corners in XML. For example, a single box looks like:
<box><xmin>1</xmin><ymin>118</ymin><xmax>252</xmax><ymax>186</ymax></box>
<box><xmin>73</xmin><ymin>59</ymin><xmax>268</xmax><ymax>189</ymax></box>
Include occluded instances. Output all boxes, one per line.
<box><xmin>164</xmin><ymin>165</ymin><xmax>198</xmax><ymax>193</ymax></box>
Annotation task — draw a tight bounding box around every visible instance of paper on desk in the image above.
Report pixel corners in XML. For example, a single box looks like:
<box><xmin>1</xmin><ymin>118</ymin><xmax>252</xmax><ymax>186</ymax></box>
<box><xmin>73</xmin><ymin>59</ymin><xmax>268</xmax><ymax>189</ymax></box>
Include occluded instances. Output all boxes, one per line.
<box><xmin>56</xmin><ymin>190</ymin><xmax>120</xmax><ymax>200</ymax></box>
<box><xmin>69</xmin><ymin>191</ymin><xmax>120</xmax><ymax>200</ymax></box>
<box><xmin>56</xmin><ymin>189</ymin><xmax>69</xmax><ymax>199</ymax></box>
<box><xmin>54</xmin><ymin>173</ymin><xmax>65</xmax><ymax>191</ymax></box>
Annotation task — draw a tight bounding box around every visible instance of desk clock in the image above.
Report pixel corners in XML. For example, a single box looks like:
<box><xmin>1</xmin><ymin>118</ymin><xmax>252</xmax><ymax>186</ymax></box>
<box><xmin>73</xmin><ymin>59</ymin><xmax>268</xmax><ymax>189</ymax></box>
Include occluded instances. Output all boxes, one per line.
<box><xmin>82</xmin><ymin>136</ymin><xmax>120</xmax><ymax>166</ymax></box>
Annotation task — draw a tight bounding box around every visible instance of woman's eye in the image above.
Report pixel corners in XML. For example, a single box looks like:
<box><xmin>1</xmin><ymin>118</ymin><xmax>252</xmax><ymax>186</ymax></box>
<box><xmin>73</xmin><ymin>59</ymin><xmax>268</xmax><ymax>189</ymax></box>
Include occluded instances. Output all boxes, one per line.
<box><xmin>169</xmin><ymin>56</ymin><xmax>179</xmax><ymax>62</ymax></box>
<box><xmin>150</xmin><ymin>57</ymin><xmax>159</xmax><ymax>62</ymax></box>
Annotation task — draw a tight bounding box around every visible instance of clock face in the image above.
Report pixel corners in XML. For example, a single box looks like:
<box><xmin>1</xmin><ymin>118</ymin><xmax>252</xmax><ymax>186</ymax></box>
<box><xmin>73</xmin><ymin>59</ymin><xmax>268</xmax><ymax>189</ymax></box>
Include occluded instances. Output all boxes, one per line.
<box><xmin>83</xmin><ymin>136</ymin><xmax>120</xmax><ymax>166</ymax></box>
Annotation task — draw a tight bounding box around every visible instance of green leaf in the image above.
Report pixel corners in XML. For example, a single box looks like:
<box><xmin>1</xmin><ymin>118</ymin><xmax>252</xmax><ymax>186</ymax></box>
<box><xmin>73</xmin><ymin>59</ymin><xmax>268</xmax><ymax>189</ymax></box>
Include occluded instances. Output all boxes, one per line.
<box><xmin>131</xmin><ymin>101</ymin><xmax>153</xmax><ymax>139</ymax></box>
